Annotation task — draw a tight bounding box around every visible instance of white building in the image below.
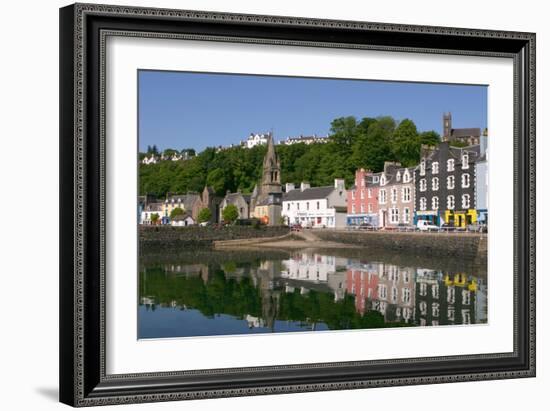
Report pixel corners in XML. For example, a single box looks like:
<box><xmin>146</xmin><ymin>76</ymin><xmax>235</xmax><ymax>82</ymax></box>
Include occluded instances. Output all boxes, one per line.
<box><xmin>242</xmin><ymin>132</ymin><xmax>271</xmax><ymax>149</ymax></box>
<box><xmin>282</xmin><ymin>179</ymin><xmax>348</xmax><ymax>228</ymax></box>
<box><xmin>141</xmin><ymin>154</ymin><xmax>158</xmax><ymax>165</ymax></box>
<box><xmin>279</xmin><ymin>135</ymin><xmax>329</xmax><ymax>145</ymax></box>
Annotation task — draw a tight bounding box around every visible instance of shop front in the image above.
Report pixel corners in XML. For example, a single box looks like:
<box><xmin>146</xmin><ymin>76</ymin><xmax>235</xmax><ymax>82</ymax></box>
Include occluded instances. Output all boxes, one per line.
<box><xmin>443</xmin><ymin>209</ymin><xmax>477</xmax><ymax>228</ymax></box>
<box><xmin>414</xmin><ymin>210</ymin><xmax>440</xmax><ymax>226</ymax></box>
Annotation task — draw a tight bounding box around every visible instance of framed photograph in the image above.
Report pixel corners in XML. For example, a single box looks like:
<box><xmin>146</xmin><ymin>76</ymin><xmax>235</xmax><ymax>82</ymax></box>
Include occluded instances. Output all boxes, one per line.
<box><xmin>59</xmin><ymin>3</ymin><xmax>535</xmax><ymax>407</ymax></box>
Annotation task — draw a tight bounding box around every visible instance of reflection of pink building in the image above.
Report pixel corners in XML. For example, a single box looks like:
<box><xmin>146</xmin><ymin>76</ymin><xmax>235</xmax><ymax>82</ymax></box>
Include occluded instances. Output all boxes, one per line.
<box><xmin>346</xmin><ymin>265</ymin><xmax>379</xmax><ymax>314</ymax></box>
<box><xmin>347</xmin><ymin>168</ymin><xmax>380</xmax><ymax>227</ymax></box>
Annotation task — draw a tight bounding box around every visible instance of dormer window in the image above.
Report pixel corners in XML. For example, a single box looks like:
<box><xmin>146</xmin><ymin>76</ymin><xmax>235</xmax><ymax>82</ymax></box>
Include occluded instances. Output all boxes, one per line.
<box><xmin>462</xmin><ymin>153</ymin><xmax>469</xmax><ymax>169</ymax></box>
<box><xmin>380</xmin><ymin>175</ymin><xmax>386</xmax><ymax>186</ymax></box>
<box><xmin>403</xmin><ymin>170</ymin><xmax>410</xmax><ymax>183</ymax></box>
<box><xmin>396</xmin><ymin>172</ymin><xmax>401</xmax><ymax>182</ymax></box>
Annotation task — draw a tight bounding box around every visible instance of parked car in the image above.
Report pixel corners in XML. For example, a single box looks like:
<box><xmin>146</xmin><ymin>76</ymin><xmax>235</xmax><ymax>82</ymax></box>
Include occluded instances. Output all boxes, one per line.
<box><xmin>416</xmin><ymin>220</ymin><xmax>439</xmax><ymax>232</ymax></box>
<box><xmin>358</xmin><ymin>222</ymin><xmax>375</xmax><ymax>230</ymax></box>
<box><xmin>440</xmin><ymin>223</ymin><xmax>456</xmax><ymax>232</ymax></box>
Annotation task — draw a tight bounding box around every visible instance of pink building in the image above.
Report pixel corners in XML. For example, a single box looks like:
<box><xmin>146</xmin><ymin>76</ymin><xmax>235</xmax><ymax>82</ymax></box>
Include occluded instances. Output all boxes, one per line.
<box><xmin>346</xmin><ymin>168</ymin><xmax>380</xmax><ymax>227</ymax></box>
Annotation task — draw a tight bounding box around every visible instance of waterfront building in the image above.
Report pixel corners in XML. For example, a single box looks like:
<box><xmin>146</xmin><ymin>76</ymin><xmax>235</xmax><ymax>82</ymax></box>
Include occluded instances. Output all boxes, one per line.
<box><xmin>219</xmin><ymin>191</ymin><xmax>252</xmax><ymax>221</ymax></box>
<box><xmin>376</xmin><ymin>162</ymin><xmax>416</xmax><ymax>228</ymax></box>
<box><xmin>170</xmin><ymin>212</ymin><xmax>195</xmax><ymax>226</ymax></box>
<box><xmin>282</xmin><ymin>179</ymin><xmax>347</xmax><ymax>228</ymax></box>
<box><xmin>163</xmin><ymin>193</ymin><xmax>202</xmax><ymax>221</ymax></box>
<box><xmin>346</xmin><ymin>168</ymin><xmax>380</xmax><ymax>227</ymax></box>
<box><xmin>414</xmin><ymin>141</ymin><xmax>481</xmax><ymax>227</ymax></box>
<box><xmin>442</xmin><ymin>112</ymin><xmax>482</xmax><ymax>146</ymax></box>
<box><xmin>141</xmin><ymin>154</ymin><xmax>158</xmax><ymax>165</ymax></box>
<box><xmin>475</xmin><ymin>134</ymin><xmax>489</xmax><ymax>225</ymax></box>
<box><xmin>140</xmin><ymin>201</ymin><xmax>164</xmax><ymax>225</ymax></box>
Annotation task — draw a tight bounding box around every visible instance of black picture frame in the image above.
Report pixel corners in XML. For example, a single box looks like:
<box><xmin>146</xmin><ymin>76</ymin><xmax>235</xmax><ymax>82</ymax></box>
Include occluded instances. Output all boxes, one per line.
<box><xmin>59</xmin><ymin>3</ymin><xmax>536</xmax><ymax>407</ymax></box>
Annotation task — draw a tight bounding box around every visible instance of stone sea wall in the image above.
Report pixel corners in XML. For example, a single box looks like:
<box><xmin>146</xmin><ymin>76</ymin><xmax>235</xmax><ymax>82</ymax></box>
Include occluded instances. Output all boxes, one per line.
<box><xmin>314</xmin><ymin>230</ymin><xmax>487</xmax><ymax>265</ymax></box>
<box><xmin>139</xmin><ymin>225</ymin><xmax>290</xmax><ymax>253</ymax></box>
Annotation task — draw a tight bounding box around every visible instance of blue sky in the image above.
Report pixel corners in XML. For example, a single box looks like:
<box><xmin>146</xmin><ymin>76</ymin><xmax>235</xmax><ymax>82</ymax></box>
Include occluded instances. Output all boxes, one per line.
<box><xmin>138</xmin><ymin>70</ymin><xmax>487</xmax><ymax>152</ymax></box>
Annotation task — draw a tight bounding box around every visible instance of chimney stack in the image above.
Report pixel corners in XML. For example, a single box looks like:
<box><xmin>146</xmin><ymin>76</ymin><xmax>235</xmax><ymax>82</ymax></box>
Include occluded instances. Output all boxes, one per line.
<box><xmin>285</xmin><ymin>182</ymin><xmax>296</xmax><ymax>192</ymax></box>
<box><xmin>300</xmin><ymin>182</ymin><xmax>310</xmax><ymax>192</ymax></box>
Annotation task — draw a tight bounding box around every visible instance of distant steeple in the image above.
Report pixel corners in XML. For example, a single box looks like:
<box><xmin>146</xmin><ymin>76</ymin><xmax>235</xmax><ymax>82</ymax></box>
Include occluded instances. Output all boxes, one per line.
<box><xmin>443</xmin><ymin>112</ymin><xmax>452</xmax><ymax>141</ymax></box>
<box><xmin>261</xmin><ymin>134</ymin><xmax>282</xmax><ymax>195</ymax></box>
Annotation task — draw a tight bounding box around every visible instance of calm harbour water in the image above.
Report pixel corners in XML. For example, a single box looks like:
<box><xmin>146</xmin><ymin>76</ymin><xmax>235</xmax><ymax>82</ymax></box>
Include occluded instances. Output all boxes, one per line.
<box><xmin>138</xmin><ymin>248</ymin><xmax>487</xmax><ymax>339</ymax></box>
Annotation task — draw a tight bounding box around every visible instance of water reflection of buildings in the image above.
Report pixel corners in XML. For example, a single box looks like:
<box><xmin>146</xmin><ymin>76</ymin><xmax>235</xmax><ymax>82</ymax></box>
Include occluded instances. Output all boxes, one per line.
<box><xmin>141</xmin><ymin>255</ymin><xmax>487</xmax><ymax>330</ymax></box>
<box><xmin>347</xmin><ymin>262</ymin><xmax>415</xmax><ymax>323</ymax></box>
<box><xmin>415</xmin><ymin>269</ymin><xmax>484</xmax><ymax>326</ymax></box>
<box><xmin>280</xmin><ymin>252</ymin><xmax>348</xmax><ymax>301</ymax></box>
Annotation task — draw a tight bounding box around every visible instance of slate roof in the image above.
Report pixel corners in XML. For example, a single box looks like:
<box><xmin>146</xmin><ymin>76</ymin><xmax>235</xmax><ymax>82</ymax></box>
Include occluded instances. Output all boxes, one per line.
<box><xmin>283</xmin><ymin>186</ymin><xmax>335</xmax><ymax>201</ymax></box>
<box><xmin>172</xmin><ymin>212</ymin><xmax>193</xmax><ymax>221</ymax></box>
<box><xmin>451</xmin><ymin>127</ymin><xmax>481</xmax><ymax>138</ymax></box>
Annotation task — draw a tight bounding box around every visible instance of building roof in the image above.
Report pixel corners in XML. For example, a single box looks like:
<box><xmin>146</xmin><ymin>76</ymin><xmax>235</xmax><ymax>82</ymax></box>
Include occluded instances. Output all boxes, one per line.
<box><xmin>451</xmin><ymin>128</ymin><xmax>481</xmax><ymax>138</ymax></box>
<box><xmin>283</xmin><ymin>186</ymin><xmax>335</xmax><ymax>201</ymax></box>
<box><xmin>224</xmin><ymin>192</ymin><xmax>252</xmax><ymax>204</ymax></box>
<box><xmin>172</xmin><ymin>212</ymin><xmax>193</xmax><ymax>221</ymax></box>
<box><xmin>144</xmin><ymin>202</ymin><xmax>163</xmax><ymax>212</ymax></box>
<box><xmin>166</xmin><ymin>193</ymin><xmax>200</xmax><ymax>210</ymax></box>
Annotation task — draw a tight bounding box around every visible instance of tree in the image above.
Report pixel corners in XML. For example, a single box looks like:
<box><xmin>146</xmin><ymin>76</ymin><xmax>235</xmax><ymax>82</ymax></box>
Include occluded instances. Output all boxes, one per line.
<box><xmin>170</xmin><ymin>207</ymin><xmax>184</xmax><ymax>219</ymax></box>
<box><xmin>206</xmin><ymin>168</ymin><xmax>227</xmax><ymax>196</ymax></box>
<box><xmin>390</xmin><ymin>119</ymin><xmax>420</xmax><ymax>167</ymax></box>
<box><xmin>222</xmin><ymin>204</ymin><xmax>239</xmax><ymax>223</ymax></box>
<box><xmin>419</xmin><ymin>130</ymin><xmax>441</xmax><ymax>146</ymax></box>
<box><xmin>329</xmin><ymin>116</ymin><xmax>358</xmax><ymax>149</ymax></box>
<box><xmin>150</xmin><ymin>213</ymin><xmax>159</xmax><ymax>224</ymax></box>
<box><xmin>197</xmin><ymin>207</ymin><xmax>212</xmax><ymax>223</ymax></box>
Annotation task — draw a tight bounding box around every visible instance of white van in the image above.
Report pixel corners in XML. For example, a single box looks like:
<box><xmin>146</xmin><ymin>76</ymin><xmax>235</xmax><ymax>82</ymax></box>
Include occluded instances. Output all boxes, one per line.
<box><xmin>416</xmin><ymin>220</ymin><xmax>439</xmax><ymax>231</ymax></box>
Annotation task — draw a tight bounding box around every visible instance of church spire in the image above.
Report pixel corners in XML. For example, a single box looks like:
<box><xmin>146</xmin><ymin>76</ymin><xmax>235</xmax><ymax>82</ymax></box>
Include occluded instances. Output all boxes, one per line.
<box><xmin>261</xmin><ymin>132</ymin><xmax>281</xmax><ymax>195</ymax></box>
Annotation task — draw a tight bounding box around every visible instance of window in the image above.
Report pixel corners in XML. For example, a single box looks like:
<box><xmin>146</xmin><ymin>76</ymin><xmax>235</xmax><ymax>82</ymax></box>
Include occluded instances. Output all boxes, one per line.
<box><xmin>360</xmin><ymin>190</ymin><xmax>365</xmax><ymax>199</ymax></box>
<box><xmin>367</xmin><ymin>188</ymin><xmax>372</xmax><ymax>198</ymax></box>
<box><xmin>403</xmin><ymin>270</ymin><xmax>410</xmax><ymax>283</ymax></box>
<box><xmin>461</xmin><ymin>173</ymin><xmax>470</xmax><ymax>188</ymax></box>
<box><xmin>462</xmin><ymin>153</ymin><xmax>469</xmax><ymax>169</ymax></box>
<box><xmin>306</xmin><ymin>202</ymin><xmax>310</xmax><ymax>210</ymax></box>
<box><xmin>442</xmin><ymin>310</ymin><xmax>453</xmax><ymax>324</ymax></box>
<box><xmin>390</xmin><ymin>208</ymin><xmax>399</xmax><ymax>224</ymax></box>
<box><xmin>462</xmin><ymin>310</ymin><xmax>471</xmax><ymax>325</ymax></box>
<box><xmin>402</xmin><ymin>288</ymin><xmax>411</xmax><ymax>304</ymax></box>
<box><xmin>447</xmin><ymin>195</ymin><xmax>455</xmax><ymax>210</ymax></box>
<box><xmin>419</xmin><ymin>301</ymin><xmax>427</xmax><ymax>316</ymax></box>
<box><xmin>432</xmin><ymin>284</ymin><xmax>439</xmax><ymax>299</ymax></box>
<box><xmin>396</xmin><ymin>171</ymin><xmax>401</xmax><ymax>182</ymax></box>
<box><xmin>402</xmin><ymin>186</ymin><xmax>411</xmax><ymax>202</ymax></box>
<box><xmin>432</xmin><ymin>196</ymin><xmax>439</xmax><ymax>211</ymax></box>
<box><xmin>391</xmin><ymin>188</ymin><xmax>398</xmax><ymax>203</ymax></box>
<box><xmin>419</xmin><ymin>178</ymin><xmax>427</xmax><ymax>192</ymax></box>
<box><xmin>380</xmin><ymin>175</ymin><xmax>386</xmax><ymax>186</ymax></box>
<box><xmin>462</xmin><ymin>289</ymin><xmax>471</xmax><ymax>305</ymax></box>
<box><xmin>391</xmin><ymin>287</ymin><xmax>398</xmax><ymax>302</ymax></box>
<box><xmin>368</xmin><ymin>203</ymin><xmax>373</xmax><ymax>213</ymax></box>
<box><xmin>287</xmin><ymin>203</ymin><xmax>290</xmax><ymax>210</ymax></box>
<box><xmin>351</xmin><ymin>204</ymin><xmax>356</xmax><ymax>214</ymax></box>
<box><xmin>462</xmin><ymin>194</ymin><xmax>471</xmax><ymax>209</ymax></box>
<box><xmin>432</xmin><ymin>303</ymin><xmax>440</xmax><ymax>317</ymax></box>
<box><xmin>419</xmin><ymin>282</ymin><xmax>428</xmax><ymax>296</ymax></box>
<box><xmin>403</xmin><ymin>170</ymin><xmax>410</xmax><ymax>183</ymax></box>
<box><xmin>316</xmin><ymin>201</ymin><xmax>320</xmax><ymax>210</ymax></box>
<box><xmin>447</xmin><ymin>175</ymin><xmax>455</xmax><ymax>190</ymax></box>
<box><xmin>447</xmin><ymin>286</ymin><xmax>455</xmax><ymax>304</ymax></box>
<box><xmin>379</xmin><ymin>189</ymin><xmax>387</xmax><ymax>204</ymax></box>
<box><xmin>432</xmin><ymin>161</ymin><xmax>439</xmax><ymax>174</ymax></box>
<box><xmin>360</xmin><ymin>204</ymin><xmax>365</xmax><ymax>213</ymax></box>
<box><xmin>447</xmin><ymin>159</ymin><xmax>455</xmax><ymax>172</ymax></box>
<box><xmin>419</xmin><ymin>197</ymin><xmax>427</xmax><ymax>211</ymax></box>
<box><xmin>403</xmin><ymin>208</ymin><xmax>411</xmax><ymax>223</ymax></box>
<box><xmin>361</xmin><ymin>177</ymin><xmax>365</xmax><ymax>187</ymax></box>
<box><xmin>297</xmin><ymin>203</ymin><xmax>300</xmax><ymax>210</ymax></box>
<box><xmin>351</xmin><ymin>191</ymin><xmax>355</xmax><ymax>200</ymax></box>
<box><xmin>378</xmin><ymin>284</ymin><xmax>387</xmax><ymax>300</ymax></box>
<box><xmin>432</xmin><ymin>177</ymin><xmax>439</xmax><ymax>191</ymax></box>
<box><xmin>420</xmin><ymin>160</ymin><xmax>426</xmax><ymax>176</ymax></box>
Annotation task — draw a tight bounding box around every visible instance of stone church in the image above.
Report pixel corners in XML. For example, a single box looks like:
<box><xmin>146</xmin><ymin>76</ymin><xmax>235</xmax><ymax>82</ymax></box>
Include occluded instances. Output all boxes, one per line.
<box><xmin>250</xmin><ymin>134</ymin><xmax>283</xmax><ymax>225</ymax></box>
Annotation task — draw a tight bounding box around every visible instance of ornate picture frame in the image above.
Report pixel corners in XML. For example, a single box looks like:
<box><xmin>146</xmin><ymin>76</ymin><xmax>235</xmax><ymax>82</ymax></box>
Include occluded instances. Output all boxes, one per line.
<box><xmin>59</xmin><ymin>3</ymin><xmax>535</xmax><ymax>407</ymax></box>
